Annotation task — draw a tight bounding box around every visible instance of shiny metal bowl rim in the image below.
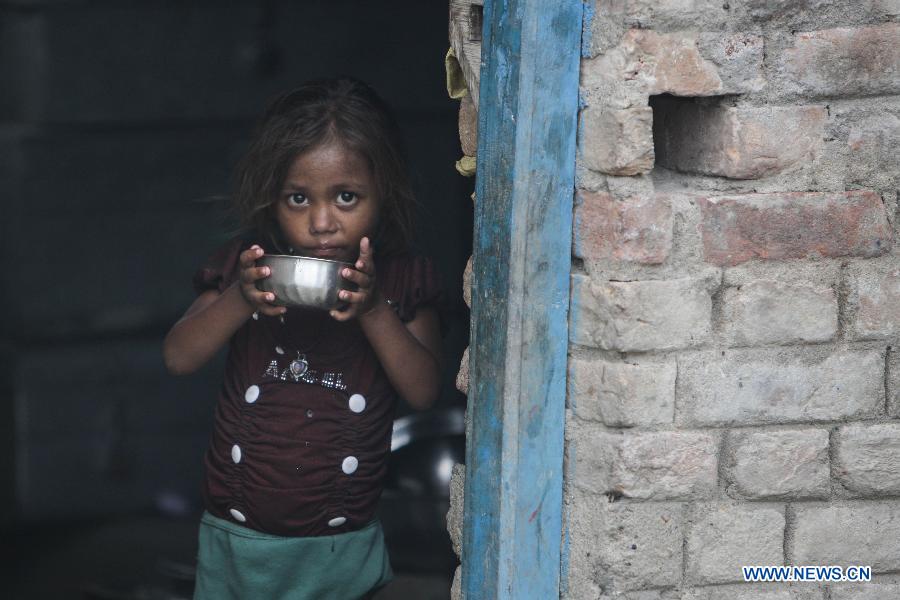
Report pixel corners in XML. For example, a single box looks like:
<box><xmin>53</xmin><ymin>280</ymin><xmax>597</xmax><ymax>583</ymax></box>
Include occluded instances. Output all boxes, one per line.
<box><xmin>261</xmin><ymin>253</ymin><xmax>354</xmax><ymax>267</ymax></box>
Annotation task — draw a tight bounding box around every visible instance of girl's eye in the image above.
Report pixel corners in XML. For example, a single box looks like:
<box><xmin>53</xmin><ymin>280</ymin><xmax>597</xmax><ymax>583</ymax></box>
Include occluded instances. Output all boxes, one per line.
<box><xmin>287</xmin><ymin>193</ymin><xmax>308</xmax><ymax>206</ymax></box>
<box><xmin>337</xmin><ymin>192</ymin><xmax>357</xmax><ymax>205</ymax></box>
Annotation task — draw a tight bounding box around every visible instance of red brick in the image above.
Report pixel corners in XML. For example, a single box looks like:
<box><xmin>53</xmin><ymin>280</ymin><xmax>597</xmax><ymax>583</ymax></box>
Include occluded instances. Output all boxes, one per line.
<box><xmin>698</xmin><ymin>191</ymin><xmax>892</xmax><ymax>266</ymax></box>
<box><xmin>456</xmin><ymin>346</ymin><xmax>469</xmax><ymax>395</ymax></box>
<box><xmin>573</xmin><ymin>191</ymin><xmax>673</xmax><ymax>264</ymax></box>
<box><xmin>581</xmin><ymin>30</ymin><xmax>764</xmax><ymax>105</ymax></box>
<box><xmin>778</xmin><ymin>24</ymin><xmax>900</xmax><ymax>98</ymax></box>
<box><xmin>632</xmin><ymin>30</ymin><xmax>764</xmax><ymax>97</ymax></box>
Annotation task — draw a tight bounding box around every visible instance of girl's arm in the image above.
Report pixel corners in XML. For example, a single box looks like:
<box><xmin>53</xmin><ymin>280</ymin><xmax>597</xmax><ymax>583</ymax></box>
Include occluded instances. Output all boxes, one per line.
<box><xmin>163</xmin><ymin>284</ymin><xmax>252</xmax><ymax>375</ymax></box>
<box><xmin>163</xmin><ymin>245</ymin><xmax>286</xmax><ymax>375</ymax></box>
<box><xmin>358</xmin><ymin>302</ymin><xmax>442</xmax><ymax>410</ymax></box>
<box><xmin>330</xmin><ymin>238</ymin><xmax>442</xmax><ymax>410</ymax></box>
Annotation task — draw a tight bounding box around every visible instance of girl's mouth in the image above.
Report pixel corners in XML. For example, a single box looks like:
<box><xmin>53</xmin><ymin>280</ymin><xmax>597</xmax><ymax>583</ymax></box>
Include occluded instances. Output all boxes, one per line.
<box><xmin>307</xmin><ymin>247</ymin><xmax>344</xmax><ymax>258</ymax></box>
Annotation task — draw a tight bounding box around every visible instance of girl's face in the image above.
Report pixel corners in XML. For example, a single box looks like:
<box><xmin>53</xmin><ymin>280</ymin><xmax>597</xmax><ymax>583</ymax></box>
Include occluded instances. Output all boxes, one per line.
<box><xmin>275</xmin><ymin>140</ymin><xmax>380</xmax><ymax>263</ymax></box>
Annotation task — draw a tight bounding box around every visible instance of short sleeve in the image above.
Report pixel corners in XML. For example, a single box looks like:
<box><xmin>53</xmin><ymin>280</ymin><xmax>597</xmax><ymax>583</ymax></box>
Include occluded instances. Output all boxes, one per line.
<box><xmin>380</xmin><ymin>254</ymin><xmax>443</xmax><ymax>324</ymax></box>
<box><xmin>192</xmin><ymin>237</ymin><xmax>247</xmax><ymax>296</ymax></box>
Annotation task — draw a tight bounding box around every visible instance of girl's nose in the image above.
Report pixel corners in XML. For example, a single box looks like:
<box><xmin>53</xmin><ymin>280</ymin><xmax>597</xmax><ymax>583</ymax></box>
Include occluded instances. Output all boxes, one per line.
<box><xmin>309</xmin><ymin>204</ymin><xmax>337</xmax><ymax>234</ymax></box>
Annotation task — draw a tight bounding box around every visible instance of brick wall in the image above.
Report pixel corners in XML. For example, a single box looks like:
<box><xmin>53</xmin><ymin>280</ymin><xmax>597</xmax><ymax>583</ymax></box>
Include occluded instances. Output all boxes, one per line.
<box><xmin>566</xmin><ymin>1</ymin><xmax>900</xmax><ymax>598</ymax></box>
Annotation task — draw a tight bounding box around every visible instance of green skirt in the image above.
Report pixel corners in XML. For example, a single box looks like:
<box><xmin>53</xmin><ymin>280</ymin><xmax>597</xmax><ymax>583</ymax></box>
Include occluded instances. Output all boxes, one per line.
<box><xmin>193</xmin><ymin>512</ymin><xmax>393</xmax><ymax>600</ymax></box>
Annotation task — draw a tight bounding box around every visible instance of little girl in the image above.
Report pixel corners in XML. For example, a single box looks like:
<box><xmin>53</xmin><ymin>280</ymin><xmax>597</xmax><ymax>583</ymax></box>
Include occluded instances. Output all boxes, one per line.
<box><xmin>163</xmin><ymin>78</ymin><xmax>443</xmax><ymax>600</ymax></box>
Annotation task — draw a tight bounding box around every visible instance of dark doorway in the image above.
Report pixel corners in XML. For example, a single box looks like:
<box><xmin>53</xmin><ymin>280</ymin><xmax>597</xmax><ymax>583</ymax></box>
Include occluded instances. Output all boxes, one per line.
<box><xmin>0</xmin><ymin>1</ymin><xmax>471</xmax><ymax>598</ymax></box>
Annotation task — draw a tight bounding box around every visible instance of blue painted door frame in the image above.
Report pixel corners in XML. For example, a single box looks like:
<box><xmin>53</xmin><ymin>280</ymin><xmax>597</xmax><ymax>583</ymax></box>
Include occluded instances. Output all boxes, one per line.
<box><xmin>461</xmin><ymin>0</ymin><xmax>582</xmax><ymax>598</ymax></box>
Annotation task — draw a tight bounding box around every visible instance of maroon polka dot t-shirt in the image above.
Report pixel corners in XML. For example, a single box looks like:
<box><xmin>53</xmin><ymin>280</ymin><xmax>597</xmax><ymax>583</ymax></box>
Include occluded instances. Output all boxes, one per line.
<box><xmin>192</xmin><ymin>237</ymin><xmax>441</xmax><ymax>537</ymax></box>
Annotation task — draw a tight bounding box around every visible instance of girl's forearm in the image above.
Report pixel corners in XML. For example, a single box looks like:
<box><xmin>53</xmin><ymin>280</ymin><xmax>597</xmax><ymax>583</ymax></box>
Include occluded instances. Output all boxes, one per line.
<box><xmin>163</xmin><ymin>283</ymin><xmax>255</xmax><ymax>375</ymax></box>
<box><xmin>358</xmin><ymin>301</ymin><xmax>441</xmax><ymax>410</ymax></box>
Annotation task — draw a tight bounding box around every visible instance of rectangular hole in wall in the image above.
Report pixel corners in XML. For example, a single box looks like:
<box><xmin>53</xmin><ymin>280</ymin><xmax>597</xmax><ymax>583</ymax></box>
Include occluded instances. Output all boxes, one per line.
<box><xmin>649</xmin><ymin>94</ymin><xmax>739</xmax><ymax>176</ymax></box>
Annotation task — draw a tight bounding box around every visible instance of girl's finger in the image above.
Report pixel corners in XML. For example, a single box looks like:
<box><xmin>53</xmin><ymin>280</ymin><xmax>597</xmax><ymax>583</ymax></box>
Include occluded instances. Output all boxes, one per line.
<box><xmin>356</xmin><ymin>237</ymin><xmax>375</xmax><ymax>273</ymax></box>
<box><xmin>329</xmin><ymin>308</ymin><xmax>352</xmax><ymax>322</ymax></box>
<box><xmin>259</xmin><ymin>304</ymin><xmax>287</xmax><ymax>317</ymax></box>
<box><xmin>240</xmin><ymin>245</ymin><xmax>264</xmax><ymax>268</ymax></box>
<box><xmin>244</xmin><ymin>287</ymin><xmax>277</xmax><ymax>306</ymax></box>
<box><xmin>341</xmin><ymin>267</ymin><xmax>371</xmax><ymax>289</ymax></box>
<box><xmin>241</xmin><ymin>265</ymin><xmax>271</xmax><ymax>284</ymax></box>
<box><xmin>338</xmin><ymin>289</ymin><xmax>367</xmax><ymax>304</ymax></box>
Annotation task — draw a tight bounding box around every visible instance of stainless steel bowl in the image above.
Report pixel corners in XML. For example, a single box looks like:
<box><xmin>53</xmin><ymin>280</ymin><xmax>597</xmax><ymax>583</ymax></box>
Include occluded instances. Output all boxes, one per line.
<box><xmin>255</xmin><ymin>254</ymin><xmax>357</xmax><ymax>310</ymax></box>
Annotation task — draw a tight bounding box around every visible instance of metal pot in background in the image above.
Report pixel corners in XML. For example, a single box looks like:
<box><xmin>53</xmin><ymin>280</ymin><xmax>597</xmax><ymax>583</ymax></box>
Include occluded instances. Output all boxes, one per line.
<box><xmin>378</xmin><ymin>407</ymin><xmax>466</xmax><ymax>575</ymax></box>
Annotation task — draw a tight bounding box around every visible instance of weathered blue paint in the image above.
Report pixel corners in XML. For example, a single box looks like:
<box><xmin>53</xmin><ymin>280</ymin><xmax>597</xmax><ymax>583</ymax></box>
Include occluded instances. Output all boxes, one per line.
<box><xmin>461</xmin><ymin>0</ymin><xmax>582</xmax><ymax>598</ymax></box>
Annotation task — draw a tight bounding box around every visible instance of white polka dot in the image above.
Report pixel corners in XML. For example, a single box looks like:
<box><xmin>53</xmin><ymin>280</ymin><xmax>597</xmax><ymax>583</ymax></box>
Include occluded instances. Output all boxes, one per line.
<box><xmin>275</xmin><ymin>346</ymin><xmax>284</xmax><ymax>355</ymax></box>
<box><xmin>328</xmin><ymin>517</ymin><xmax>347</xmax><ymax>527</ymax></box>
<box><xmin>252</xmin><ymin>311</ymin><xmax>259</xmax><ymax>320</ymax></box>
<box><xmin>348</xmin><ymin>394</ymin><xmax>366</xmax><ymax>413</ymax></box>
<box><xmin>230</xmin><ymin>508</ymin><xmax>247</xmax><ymax>523</ymax></box>
<box><xmin>231</xmin><ymin>444</ymin><xmax>242</xmax><ymax>464</ymax></box>
<box><xmin>342</xmin><ymin>456</ymin><xmax>358</xmax><ymax>475</ymax></box>
<box><xmin>245</xmin><ymin>385</ymin><xmax>260</xmax><ymax>404</ymax></box>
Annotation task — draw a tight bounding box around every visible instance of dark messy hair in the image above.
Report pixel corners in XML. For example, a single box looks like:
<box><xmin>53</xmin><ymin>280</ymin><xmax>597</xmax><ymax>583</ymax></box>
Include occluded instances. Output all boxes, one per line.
<box><xmin>232</xmin><ymin>77</ymin><xmax>415</xmax><ymax>257</ymax></box>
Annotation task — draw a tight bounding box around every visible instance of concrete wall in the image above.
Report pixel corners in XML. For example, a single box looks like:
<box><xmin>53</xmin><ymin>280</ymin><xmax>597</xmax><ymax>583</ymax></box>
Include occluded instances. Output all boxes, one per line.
<box><xmin>450</xmin><ymin>0</ymin><xmax>900</xmax><ymax>598</ymax></box>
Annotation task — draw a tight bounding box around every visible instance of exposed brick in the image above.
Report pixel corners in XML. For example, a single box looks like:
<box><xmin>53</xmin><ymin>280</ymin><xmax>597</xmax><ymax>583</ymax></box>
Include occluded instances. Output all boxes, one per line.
<box><xmin>849</xmin><ymin>268</ymin><xmax>900</xmax><ymax>340</ymax></box>
<box><xmin>580</xmin><ymin>105</ymin><xmax>654</xmax><ymax>176</ymax></box>
<box><xmin>580</xmin><ymin>29</ymin><xmax>763</xmax><ymax>108</ymax></box>
<box><xmin>458</xmin><ymin>93</ymin><xmax>478</xmax><ymax>157</ymax></box>
<box><xmin>570</xmin><ymin>273</ymin><xmax>716</xmax><ymax>352</ymax></box>
<box><xmin>777</xmin><ymin>24</ymin><xmax>900</xmax><ymax>98</ymax></box>
<box><xmin>570</xmin><ymin>425</ymin><xmax>718</xmax><ymax>500</ymax></box>
<box><xmin>677</xmin><ymin>349</ymin><xmax>885</xmax><ymax>426</ymax></box>
<box><xmin>594</xmin><ymin>592</ymin><xmax>677</xmax><ymax>600</ymax></box>
<box><xmin>594</xmin><ymin>0</ymin><xmax>724</xmax><ymax>28</ymax></box>
<box><xmin>631</xmin><ymin>29</ymin><xmax>764</xmax><ymax>96</ymax></box>
<box><xmin>890</xmin><ymin>349</ymin><xmax>900</xmax><ymax>418</ymax></box>
<box><xmin>724</xmin><ymin>429</ymin><xmax>830</xmax><ymax>499</ymax></box>
<box><xmin>722</xmin><ymin>280</ymin><xmax>838</xmax><ymax>346</ymax></box>
<box><xmin>652</xmin><ymin>100</ymin><xmax>826</xmax><ymax>179</ymax></box>
<box><xmin>835</xmin><ymin>423</ymin><xmax>900</xmax><ymax>495</ymax></box>
<box><xmin>791</xmin><ymin>502</ymin><xmax>900</xmax><ymax>571</ymax></box>
<box><xmin>456</xmin><ymin>346</ymin><xmax>469</xmax><ymax>395</ymax></box>
<box><xmin>848</xmin><ymin>112</ymin><xmax>900</xmax><ymax>190</ymax></box>
<box><xmin>447</xmin><ymin>463</ymin><xmax>465</xmax><ymax>558</ymax></box>
<box><xmin>686</xmin><ymin>503</ymin><xmax>785</xmax><ymax>585</ymax></box>
<box><xmin>567</xmin><ymin>494</ymin><xmax>684</xmax><ymax>593</ymax></box>
<box><xmin>567</xmin><ymin>356</ymin><xmax>676</xmax><ymax>427</ymax></box>
<box><xmin>695</xmin><ymin>32</ymin><xmax>768</xmax><ymax>93</ymax></box>
<box><xmin>573</xmin><ymin>191</ymin><xmax>673</xmax><ymax>265</ymax></box>
<box><xmin>682</xmin><ymin>584</ymin><xmax>820</xmax><ymax>600</ymax></box>
<box><xmin>830</xmin><ymin>583</ymin><xmax>900</xmax><ymax>600</ymax></box>
<box><xmin>698</xmin><ymin>191</ymin><xmax>892</xmax><ymax>267</ymax></box>
<box><xmin>451</xmin><ymin>566</ymin><xmax>462</xmax><ymax>600</ymax></box>
<box><xmin>740</xmin><ymin>0</ymin><xmax>899</xmax><ymax>24</ymax></box>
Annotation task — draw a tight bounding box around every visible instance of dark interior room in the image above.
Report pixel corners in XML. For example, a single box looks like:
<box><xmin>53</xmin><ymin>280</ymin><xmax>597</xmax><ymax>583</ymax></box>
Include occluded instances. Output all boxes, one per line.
<box><xmin>0</xmin><ymin>1</ymin><xmax>472</xmax><ymax>598</ymax></box>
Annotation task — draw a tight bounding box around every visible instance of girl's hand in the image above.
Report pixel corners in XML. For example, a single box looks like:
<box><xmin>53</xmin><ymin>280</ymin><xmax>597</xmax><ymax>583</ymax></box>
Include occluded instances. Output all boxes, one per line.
<box><xmin>330</xmin><ymin>237</ymin><xmax>380</xmax><ymax>321</ymax></box>
<box><xmin>238</xmin><ymin>245</ymin><xmax>287</xmax><ymax>317</ymax></box>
